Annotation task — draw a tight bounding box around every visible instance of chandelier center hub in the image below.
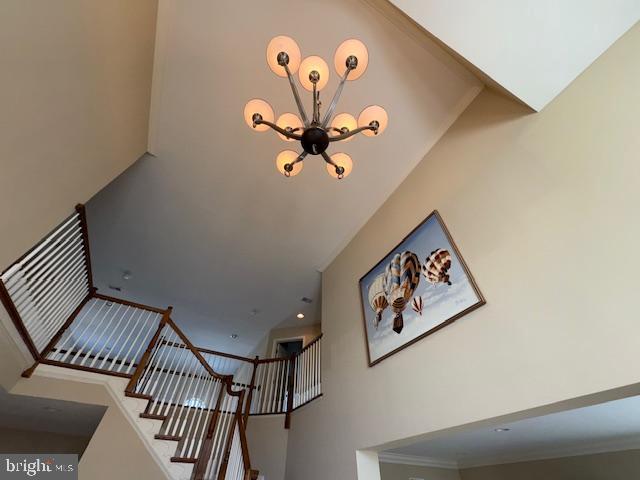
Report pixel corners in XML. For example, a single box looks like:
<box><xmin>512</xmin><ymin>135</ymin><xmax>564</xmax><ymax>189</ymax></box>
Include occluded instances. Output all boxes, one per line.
<box><xmin>301</xmin><ymin>127</ymin><xmax>330</xmax><ymax>155</ymax></box>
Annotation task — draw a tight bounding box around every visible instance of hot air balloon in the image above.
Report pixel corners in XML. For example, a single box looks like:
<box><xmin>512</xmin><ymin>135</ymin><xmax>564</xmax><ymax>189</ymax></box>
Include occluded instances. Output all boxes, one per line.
<box><xmin>384</xmin><ymin>251</ymin><xmax>421</xmax><ymax>334</ymax></box>
<box><xmin>412</xmin><ymin>296</ymin><xmax>423</xmax><ymax>316</ymax></box>
<box><xmin>367</xmin><ymin>273</ymin><xmax>388</xmax><ymax>329</ymax></box>
<box><xmin>423</xmin><ymin>248</ymin><xmax>453</xmax><ymax>286</ymax></box>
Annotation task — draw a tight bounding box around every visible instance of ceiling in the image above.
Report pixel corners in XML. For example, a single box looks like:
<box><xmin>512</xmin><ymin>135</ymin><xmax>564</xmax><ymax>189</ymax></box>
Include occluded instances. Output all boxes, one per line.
<box><xmin>382</xmin><ymin>394</ymin><xmax>640</xmax><ymax>469</ymax></box>
<box><xmin>387</xmin><ymin>0</ymin><xmax>640</xmax><ymax>110</ymax></box>
<box><xmin>86</xmin><ymin>0</ymin><xmax>481</xmax><ymax>355</ymax></box>
<box><xmin>0</xmin><ymin>387</ymin><xmax>105</xmax><ymax>437</ymax></box>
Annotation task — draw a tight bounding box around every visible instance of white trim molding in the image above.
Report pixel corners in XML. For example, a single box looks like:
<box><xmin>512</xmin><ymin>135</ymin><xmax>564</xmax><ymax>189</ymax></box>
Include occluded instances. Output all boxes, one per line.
<box><xmin>378</xmin><ymin>452</ymin><xmax>459</xmax><ymax>470</ymax></box>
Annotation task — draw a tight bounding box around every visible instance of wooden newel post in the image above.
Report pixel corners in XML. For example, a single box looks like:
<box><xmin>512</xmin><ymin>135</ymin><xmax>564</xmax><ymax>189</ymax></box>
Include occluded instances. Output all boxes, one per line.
<box><xmin>243</xmin><ymin>357</ymin><xmax>259</xmax><ymax>425</ymax></box>
<box><xmin>125</xmin><ymin>307</ymin><xmax>171</xmax><ymax>394</ymax></box>
<box><xmin>284</xmin><ymin>353</ymin><xmax>296</xmax><ymax>429</ymax></box>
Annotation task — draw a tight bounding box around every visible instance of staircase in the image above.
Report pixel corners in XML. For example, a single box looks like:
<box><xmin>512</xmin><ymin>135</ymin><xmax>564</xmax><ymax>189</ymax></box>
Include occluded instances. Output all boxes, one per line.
<box><xmin>0</xmin><ymin>205</ymin><xmax>323</xmax><ymax>480</ymax></box>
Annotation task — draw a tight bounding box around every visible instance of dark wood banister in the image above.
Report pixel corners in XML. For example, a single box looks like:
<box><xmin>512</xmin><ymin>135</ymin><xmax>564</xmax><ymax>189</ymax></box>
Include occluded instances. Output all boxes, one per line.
<box><xmin>166</xmin><ymin>317</ymin><xmax>233</xmax><ymax>383</ymax></box>
<box><xmin>93</xmin><ymin>292</ymin><xmax>169</xmax><ymax>315</ymax></box>
<box><xmin>0</xmin><ymin>205</ymin><xmax>98</xmax><ymax>377</ymax></box>
<box><xmin>125</xmin><ymin>307</ymin><xmax>171</xmax><ymax>394</ymax></box>
<box><xmin>2</xmin><ymin>203</ymin><xmax>261</xmax><ymax>478</ymax></box>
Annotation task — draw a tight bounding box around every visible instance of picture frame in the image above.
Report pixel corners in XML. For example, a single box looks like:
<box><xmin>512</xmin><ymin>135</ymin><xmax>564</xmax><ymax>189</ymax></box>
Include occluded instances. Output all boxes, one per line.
<box><xmin>359</xmin><ymin>210</ymin><xmax>485</xmax><ymax>366</ymax></box>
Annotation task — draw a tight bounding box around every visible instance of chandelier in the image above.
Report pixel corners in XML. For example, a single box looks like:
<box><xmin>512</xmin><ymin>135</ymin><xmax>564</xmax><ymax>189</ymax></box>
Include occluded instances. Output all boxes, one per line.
<box><xmin>243</xmin><ymin>36</ymin><xmax>388</xmax><ymax>179</ymax></box>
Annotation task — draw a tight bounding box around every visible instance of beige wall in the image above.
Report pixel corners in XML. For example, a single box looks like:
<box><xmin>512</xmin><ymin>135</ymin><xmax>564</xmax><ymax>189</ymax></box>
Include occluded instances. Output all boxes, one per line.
<box><xmin>0</xmin><ymin>0</ymin><xmax>158</xmax><ymax>395</ymax></box>
<box><xmin>284</xmin><ymin>23</ymin><xmax>640</xmax><ymax>480</ymax></box>
<box><xmin>0</xmin><ymin>426</ymin><xmax>90</xmax><ymax>457</ymax></box>
<box><xmin>381</xmin><ymin>462</ymin><xmax>460</xmax><ymax>480</ymax></box>
<box><xmin>246</xmin><ymin>416</ymin><xmax>289</xmax><ymax>480</ymax></box>
<box><xmin>12</xmin><ymin>375</ymin><xmax>167</xmax><ymax>480</ymax></box>
<box><xmin>459</xmin><ymin>449</ymin><xmax>640</xmax><ymax>480</ymax></box>
<box><xmin>0</xmin><ymin>0</ymin><xmax>158</xmax><ymax>270</ymax></box>
<box><xmin>265</xmin><ymin>324</ymin><xmax>322</xmax><ymax>357</ymax></box>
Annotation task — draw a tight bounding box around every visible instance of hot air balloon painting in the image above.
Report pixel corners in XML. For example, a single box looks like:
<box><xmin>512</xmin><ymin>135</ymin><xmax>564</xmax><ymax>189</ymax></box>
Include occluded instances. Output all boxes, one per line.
<box><xmin>367</xmin><ymin>273</ymin><xmax>388</xmax><ymax>329</ymax></box>
<box><xmin>423</xmin><ymin>249</ymin><xmax>453</xmax><ymax>285</ymax></box>
<box><xmin>412</xmin><ymin>296</ymin><xmax>423</xmax><ymax>315</ymax></box>
<box><xmin>359</xmin><ymin>210</ymin><xmax>485</xmax><ymax>366</ymax></box>
<box><xmin>384</xmin><ymin>251</ymin><xmax>421</xmax><ymax>334</ymax></box>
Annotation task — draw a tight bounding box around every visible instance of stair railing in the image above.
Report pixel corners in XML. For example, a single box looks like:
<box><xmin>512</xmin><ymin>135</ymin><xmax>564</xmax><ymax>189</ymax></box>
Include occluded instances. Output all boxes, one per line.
<box><xmin>0</xmin><ymin>205</ymin><xmax>93</xmax><ymax>372</ymax></box>
<box><xmin>1</xmin><ymin>202</ymin><xmax>324</xmax><ymax>475</ymax></box>
<box><xmin>245</xmin><ymin>334</ymin><xmax>323</xmax><ymax>429</ymax></box>
<box><xmin>125</xmin><ymin>315</ymin><xmax>256</xmax><ymax>479</ymax></box>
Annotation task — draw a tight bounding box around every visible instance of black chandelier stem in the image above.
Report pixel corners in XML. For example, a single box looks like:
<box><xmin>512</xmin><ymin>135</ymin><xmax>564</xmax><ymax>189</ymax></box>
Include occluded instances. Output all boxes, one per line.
<box><xmin>312</xmin><ymin>82</ymin><xmax>320</xmax><ymax>124</ymax></box>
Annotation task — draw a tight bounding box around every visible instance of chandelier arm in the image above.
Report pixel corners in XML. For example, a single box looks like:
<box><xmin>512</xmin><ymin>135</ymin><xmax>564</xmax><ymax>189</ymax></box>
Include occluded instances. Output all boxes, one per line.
<box><xmin>254</xmin><ymin>119</ymin><xmax>303</xmax><ymax>140</ymax></box>
<box><xmin>321</xmin><ymin>151</ymin><xmax>337</xmax><ymax>167</ymax></box>
<box><xmin>327</xmin><ymin>125</ymin><xmax>376</xmax><ymax>142</ymax></box>
<box><xmin>291</xmin><ymin>151</ymin><xmax>308</xmax><ymax>165</ymax></box>
<box><xmin>321</xmin><ymin>68</ymin><xmax>351</xmax><ymax>127</ymax></box>
<box><xmin>284</xmin><ymin>64</ymin><xmax>310</xmax><ymax>127</ymax></box>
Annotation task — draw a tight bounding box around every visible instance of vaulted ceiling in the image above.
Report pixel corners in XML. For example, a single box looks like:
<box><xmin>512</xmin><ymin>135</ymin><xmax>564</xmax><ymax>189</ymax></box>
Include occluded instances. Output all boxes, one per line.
<box><xmin>85</xmin><ymin>0</ymin><xmax>639</xmax><ymax>355</ymax></box>
<box><xmin>87</xmin><ymin>0</ymin><xmax>481</xmax><ymax>355</ymax></box>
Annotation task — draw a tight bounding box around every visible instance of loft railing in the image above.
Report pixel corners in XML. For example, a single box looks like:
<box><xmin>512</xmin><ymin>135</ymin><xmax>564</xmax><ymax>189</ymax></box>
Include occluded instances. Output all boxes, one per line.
<box><xmin>0</xmin><ymin>205</ymin><xmax>92</xmax><ymax>373</ymax></box>
<box><xmin>45</xmin><ymin>294</ymin><xmax>166</xmax><ymax>377</ymax></box>
<box><xmin>0</xmin><ymin>203</ymin><xmax>322</xmax><ymax>477</ymax></box>
<box><xmin>292</xmin><ymin>334</ymin><xmax>322</xmax><ymax>411</ymax></box>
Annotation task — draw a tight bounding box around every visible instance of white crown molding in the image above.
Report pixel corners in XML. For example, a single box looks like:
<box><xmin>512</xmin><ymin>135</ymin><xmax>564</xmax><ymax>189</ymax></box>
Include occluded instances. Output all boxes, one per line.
<box><xmin>380</xmin><ymin>436</ymin><xmax>640</xmax><ymax>471</ymax></box>
<box><xmin>378</xmin><ymin>452</ymin><xmax>459</xmax><ymax>470</ymax></box>
<box><xmin>456</xmin><ymin>437</ymin><xmax>640</xmax><ymax>469</ymax></box>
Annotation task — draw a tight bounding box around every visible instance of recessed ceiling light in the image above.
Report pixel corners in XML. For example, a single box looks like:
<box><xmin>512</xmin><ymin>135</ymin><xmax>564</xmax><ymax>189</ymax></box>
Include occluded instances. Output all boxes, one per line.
<box><xmin>296</xmin><ymin>313</ymin><xmax>305</xmax><ymax>319</ymax></box>
<box><xmin>494</xmin><ymin>428</ymin><xmax>510</xmax><ymax>433</ymax></box>
<box><xmin>122</xmin><ymin>270</ymin><xmax>132</xmax><ymax>281</ymax></box>
<box><xmin>230</xmin><ymin>334</ymin><xmax>239</xmax><ymax>339</ymax></box>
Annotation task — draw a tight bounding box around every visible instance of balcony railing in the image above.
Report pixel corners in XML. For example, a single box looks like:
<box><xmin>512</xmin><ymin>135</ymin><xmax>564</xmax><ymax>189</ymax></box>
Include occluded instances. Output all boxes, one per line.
<box><xmin>0</xmin><ymin>204</ymin><xmax>323</xmax><ymax>479</ymax></box>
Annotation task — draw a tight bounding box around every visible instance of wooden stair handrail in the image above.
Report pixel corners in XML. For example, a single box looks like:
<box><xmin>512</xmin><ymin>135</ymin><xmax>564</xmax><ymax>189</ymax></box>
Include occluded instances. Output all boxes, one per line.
<box><xmin>299</xmin><ymin>332</ymin><xmax>323</xmax><ymax>354</ymax></box>
<box><xmin>125</xmin><ymin>309</ymin><xmax>171</xmax><ymax>393</ymax></box>
<box><xmin>93</xmin><ymin>292</ymin><xmax>169</xmax><ymax>315</ymax></box>
<box><xmin>166</xmin><ymin>317</ymin><xmax>234</xmax><ymax>384</ymax></box>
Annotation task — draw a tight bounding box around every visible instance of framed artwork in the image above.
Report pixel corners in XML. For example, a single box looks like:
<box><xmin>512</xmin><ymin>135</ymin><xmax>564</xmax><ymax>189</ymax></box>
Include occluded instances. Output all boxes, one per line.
<box><xmin>359</xmin><ymin>210</ymin><xmax>485</xmax><ymax>366</ymax></box>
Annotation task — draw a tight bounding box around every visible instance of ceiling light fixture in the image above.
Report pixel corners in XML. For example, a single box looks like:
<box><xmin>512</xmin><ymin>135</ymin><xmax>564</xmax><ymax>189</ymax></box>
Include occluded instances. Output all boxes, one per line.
<box><xmin>230</xmin><ymin>334</ymin><xmax>239</xmax><ymax>340</ymax></box>
<box><xmin>494</xmin><ymin>428</ymin><xmax>511</xmax><ymax>433</ymax></box>
<box><xmin>244</xmin><ymin>36</ymin><xmax>388</xmax><ymax>180</ymax></box>
<box><xmin>296</xmin><ymin>313</ymin><xmax>305</xmax><ymax>319</ymax></box>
